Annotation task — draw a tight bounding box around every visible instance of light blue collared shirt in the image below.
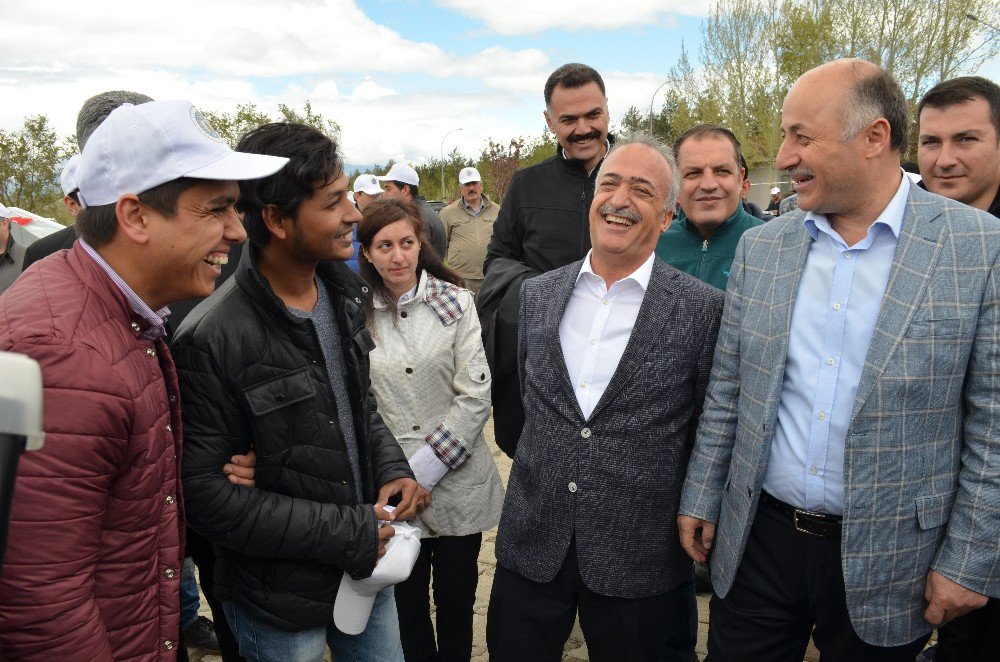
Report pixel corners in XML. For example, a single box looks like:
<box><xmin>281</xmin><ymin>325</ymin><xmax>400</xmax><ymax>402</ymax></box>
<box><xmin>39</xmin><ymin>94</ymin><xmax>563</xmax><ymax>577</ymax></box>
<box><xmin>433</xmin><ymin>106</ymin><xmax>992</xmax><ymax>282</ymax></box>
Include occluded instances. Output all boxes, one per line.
<box><xmin>763</xmin><ymin>173</ymin><xmax>909</xmax><ymax>515</ymax></box>
<box><xmin>79</xmin><ymin>239</ymin><xmax>170</xmax><ymax>339</ymax></box>
<box><xmin>462</xmin><ymin>196</ymin><xmax>485</xmax><ymax>217</ymax></box>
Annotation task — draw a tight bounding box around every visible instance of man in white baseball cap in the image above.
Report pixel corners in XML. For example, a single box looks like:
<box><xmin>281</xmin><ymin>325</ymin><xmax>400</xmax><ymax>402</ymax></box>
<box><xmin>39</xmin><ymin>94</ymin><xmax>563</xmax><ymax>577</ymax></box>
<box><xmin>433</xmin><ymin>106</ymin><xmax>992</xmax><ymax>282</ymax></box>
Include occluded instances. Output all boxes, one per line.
<box><xmin>60</xmin><ymin>153</ymin><xmax>83</xmax><ymax>218</ymax></box>
<box><xmin>353</xmin><ymin>173</ymin><xmax>383</xmax><ymax>212</ymax></box>
<box><xmin>376</xmin><ymin>162</ymin><xmax>447</xmax><ymax>257</ymax></box>
<box><xmin>0</xmin><ymin>99</ymin><xmax>287</xmax><ymax>660</ymax></box>
<box><xmin>766</xmin><ymin>185</ymin><xmax>783</xmax><ymax>216</ymax></box>
<box><xmin>438</xmin><ymin>166</ymin><xmax>499</xmax><ymax>296</ymax></box>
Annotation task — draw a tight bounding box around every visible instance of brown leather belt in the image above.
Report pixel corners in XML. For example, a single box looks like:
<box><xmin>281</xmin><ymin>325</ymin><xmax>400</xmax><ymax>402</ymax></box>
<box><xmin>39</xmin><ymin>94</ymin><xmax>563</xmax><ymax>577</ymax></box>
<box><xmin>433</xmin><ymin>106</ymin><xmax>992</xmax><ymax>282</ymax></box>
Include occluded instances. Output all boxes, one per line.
<box><xmin>760</xmin><ymin>491</ymin><xmax>842</xmax><ymax>538</ymax></box>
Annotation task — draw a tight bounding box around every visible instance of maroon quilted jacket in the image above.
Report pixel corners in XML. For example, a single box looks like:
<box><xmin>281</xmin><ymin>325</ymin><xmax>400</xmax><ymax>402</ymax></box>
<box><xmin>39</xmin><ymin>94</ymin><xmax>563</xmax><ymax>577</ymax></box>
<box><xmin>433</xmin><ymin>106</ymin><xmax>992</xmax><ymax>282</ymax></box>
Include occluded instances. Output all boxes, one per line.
<box><xmin>0</xmin><ymin>245</ymin><xmax>183</xmax><ymax>661</ymax></box>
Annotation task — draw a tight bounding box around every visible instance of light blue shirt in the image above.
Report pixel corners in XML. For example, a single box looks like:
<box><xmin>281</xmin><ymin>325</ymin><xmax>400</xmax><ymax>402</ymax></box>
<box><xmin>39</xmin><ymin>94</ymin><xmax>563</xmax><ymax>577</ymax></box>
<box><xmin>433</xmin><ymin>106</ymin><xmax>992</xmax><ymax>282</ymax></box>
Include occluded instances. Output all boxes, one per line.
<box><xmin>462</xmin><ymin>196</ymin><xmax>485</xmax><ymax>217</ymax></box>
<box><xmin>763</xmin><ymin>173</ymin><xmax>909</xmax><ymax>515</ymax></box>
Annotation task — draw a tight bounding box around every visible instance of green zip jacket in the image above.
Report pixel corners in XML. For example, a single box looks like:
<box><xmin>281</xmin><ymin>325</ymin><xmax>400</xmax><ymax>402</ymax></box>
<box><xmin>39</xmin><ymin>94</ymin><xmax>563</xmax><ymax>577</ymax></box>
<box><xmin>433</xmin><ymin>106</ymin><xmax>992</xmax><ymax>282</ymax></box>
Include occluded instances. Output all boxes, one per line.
<box><xmin>655</xmin><ymin>205</ymin><xmax>763</xmax><ymax>291</ymax></box>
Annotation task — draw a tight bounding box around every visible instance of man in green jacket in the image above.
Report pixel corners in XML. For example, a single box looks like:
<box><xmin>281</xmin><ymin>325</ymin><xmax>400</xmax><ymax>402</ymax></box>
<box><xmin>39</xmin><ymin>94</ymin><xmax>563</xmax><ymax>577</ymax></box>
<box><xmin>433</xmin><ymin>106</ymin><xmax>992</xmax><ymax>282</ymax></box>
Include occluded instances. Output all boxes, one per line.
<box><xmin>656</xmin><ymin>124</ymin><xmax>763</xmax><ymax>291</ymax></box>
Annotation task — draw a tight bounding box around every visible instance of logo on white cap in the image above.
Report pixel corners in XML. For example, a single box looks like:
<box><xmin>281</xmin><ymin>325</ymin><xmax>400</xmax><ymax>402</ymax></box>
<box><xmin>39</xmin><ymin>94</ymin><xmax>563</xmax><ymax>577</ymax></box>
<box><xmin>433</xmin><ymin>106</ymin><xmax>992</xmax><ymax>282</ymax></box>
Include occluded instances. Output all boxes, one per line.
<box><xmin>458</xmin><ymin>167</ymin><xmax>481</xmax><ymax>184</ymax></box>
<box><xmin>353</xmin><ymin>174</ymin><xmax>384</xmax><ymax>196</ymax></box>
<box><xmin>190</xmin><ymin>107</ymin><xmax>226</xmax><ymax>144</ymax></box>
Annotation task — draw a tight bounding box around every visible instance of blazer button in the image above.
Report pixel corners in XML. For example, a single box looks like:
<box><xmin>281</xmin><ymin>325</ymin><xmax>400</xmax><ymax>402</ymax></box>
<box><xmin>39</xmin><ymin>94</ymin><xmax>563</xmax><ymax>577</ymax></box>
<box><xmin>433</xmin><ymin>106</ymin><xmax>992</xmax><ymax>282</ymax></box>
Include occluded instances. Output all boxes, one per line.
<box><xmin>580</xmin><ymin>428</ymin><xmax>591</xmax><ymax>438</ymax></box>
<box><xmin>275</xmin><ymin>393</ymin><xmax>285</xmax><ymax>403</ymax></box>
<box><xmin>568</xmin><ymin>482</ymin><xmax>578</xmax><ymax>493</ymax></box>
<box><xmin>400</xmin><ymin>311</ymin><xmax>408</xmax><ymax>318</ymax></box>
<box><xmin>412</xmin><ymin>425</ymin><xmax>420</xmax><ymax>431</ymax></box>
<box><xmin>405</xmin><ymin>367</ymin><xmax>413</xmax><ymax>374</ymax></box>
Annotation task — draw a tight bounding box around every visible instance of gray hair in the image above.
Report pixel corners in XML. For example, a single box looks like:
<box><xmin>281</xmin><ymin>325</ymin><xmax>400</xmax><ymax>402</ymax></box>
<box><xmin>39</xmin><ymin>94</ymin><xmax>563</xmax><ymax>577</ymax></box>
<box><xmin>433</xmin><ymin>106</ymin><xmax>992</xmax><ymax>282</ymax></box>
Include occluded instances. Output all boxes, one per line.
<box><xmin>839</xmin><ymin>63</ymin><xmax>908</xmax><ymax>153</ymax></box>
<box><xmin>76</xmin><ymin>90</ymin><xmax>154</xmax><ymax>149</ymax></box>
<box><xmin>597</xmin><ymin>132</ymin><xmax>680</xmax><ymax>212</ymax></box>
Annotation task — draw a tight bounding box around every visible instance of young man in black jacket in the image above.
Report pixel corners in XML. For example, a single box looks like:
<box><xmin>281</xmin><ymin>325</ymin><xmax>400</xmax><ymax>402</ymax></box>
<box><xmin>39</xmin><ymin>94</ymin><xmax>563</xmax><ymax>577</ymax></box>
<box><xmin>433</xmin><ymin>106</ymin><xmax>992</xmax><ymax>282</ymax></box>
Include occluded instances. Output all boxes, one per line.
<box><xmin>172</xmin><ymin>123</ymin><xmax>418</xmax><ymax>662</ymax></box>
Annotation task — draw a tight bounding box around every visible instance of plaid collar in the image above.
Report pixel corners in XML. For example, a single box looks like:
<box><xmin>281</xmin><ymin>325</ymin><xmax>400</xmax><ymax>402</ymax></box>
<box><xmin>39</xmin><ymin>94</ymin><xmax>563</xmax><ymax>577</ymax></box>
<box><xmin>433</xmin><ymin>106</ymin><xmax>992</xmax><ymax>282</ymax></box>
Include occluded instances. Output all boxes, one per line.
<box><xmin>423</xmin><ymin>273</ymin><xmax>464</xmax><ymax>326</ymax></box>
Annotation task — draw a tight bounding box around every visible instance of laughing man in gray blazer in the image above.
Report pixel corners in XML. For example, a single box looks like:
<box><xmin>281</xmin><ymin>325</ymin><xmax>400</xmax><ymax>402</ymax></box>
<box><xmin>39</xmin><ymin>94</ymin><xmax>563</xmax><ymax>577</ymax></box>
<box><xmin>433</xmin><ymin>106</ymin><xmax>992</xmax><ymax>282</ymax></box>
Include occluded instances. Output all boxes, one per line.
<box><xmin>485</xmin><ymin>135</ymin><xmax>724</xmax><ymax>661</ymax></box>
<box><xmin>679</xmin><ymin>59</ymin><xmax>1000</xmax><ymax>661</ymax></box>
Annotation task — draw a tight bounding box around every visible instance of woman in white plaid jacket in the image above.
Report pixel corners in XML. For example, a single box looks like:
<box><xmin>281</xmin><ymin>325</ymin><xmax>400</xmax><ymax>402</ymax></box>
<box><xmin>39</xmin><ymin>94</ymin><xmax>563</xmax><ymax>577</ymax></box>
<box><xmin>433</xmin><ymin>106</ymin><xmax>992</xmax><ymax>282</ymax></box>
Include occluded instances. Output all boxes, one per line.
<box><xmin>358</xmin><ymin>197</ymin><xmax>505</xmax><ymax>662</ymax></box>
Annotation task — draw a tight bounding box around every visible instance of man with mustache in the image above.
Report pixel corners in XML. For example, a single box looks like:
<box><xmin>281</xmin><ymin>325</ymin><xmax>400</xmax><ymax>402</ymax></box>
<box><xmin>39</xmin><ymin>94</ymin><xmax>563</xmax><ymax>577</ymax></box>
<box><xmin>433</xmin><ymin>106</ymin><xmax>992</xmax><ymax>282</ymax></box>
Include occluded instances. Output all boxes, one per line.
<box><xmin>486</xmin><ymin>134</ymin><xmax>723</xmax><ymax>662</ymax></box>
<box><xmin>679</xmin><ymin>59</ymin><xmax>1000</xmax><ymax>660</ymax></box>
<box><xmin>480</xmin><ymin>63</ymin><xmax>612</xmax><ymax>458</ymax></box>
<box><xmin>656</xmin><ymin>124</ymin><xmax>763</xmax><ymax>291</ymax></box>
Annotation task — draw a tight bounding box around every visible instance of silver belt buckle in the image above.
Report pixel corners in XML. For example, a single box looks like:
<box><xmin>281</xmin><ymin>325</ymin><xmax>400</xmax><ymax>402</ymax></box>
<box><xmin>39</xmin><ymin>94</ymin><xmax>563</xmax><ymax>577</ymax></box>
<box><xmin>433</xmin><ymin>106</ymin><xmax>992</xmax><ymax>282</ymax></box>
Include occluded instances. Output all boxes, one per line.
<box><xmin>793</xmin><ymin>509</ymin><xmax>824</xmax><ymax>536</ymax></box>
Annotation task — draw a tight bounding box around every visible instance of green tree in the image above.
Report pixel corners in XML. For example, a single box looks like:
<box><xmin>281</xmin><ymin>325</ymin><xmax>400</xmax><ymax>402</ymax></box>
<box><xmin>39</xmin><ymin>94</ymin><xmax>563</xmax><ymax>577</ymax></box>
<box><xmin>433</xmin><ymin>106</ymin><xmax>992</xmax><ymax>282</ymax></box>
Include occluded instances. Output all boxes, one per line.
<box><xmin>201</xmin><ymin>101</ymin><xmax>341</xmax><ymax>148</ymax></box>
<box><xmin>0</xmin><ymin>115</ymin><xmax>76</xmax><ymax>222</ymax></box>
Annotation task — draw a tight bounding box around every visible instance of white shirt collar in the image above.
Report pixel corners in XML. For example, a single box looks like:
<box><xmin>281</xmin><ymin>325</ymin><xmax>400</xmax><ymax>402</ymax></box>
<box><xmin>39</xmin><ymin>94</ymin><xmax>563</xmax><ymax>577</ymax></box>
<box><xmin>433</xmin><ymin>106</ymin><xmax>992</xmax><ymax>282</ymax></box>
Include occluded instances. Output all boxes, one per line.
<box><xmin>576</xmin><ymin>250</ymin><xmax>655</xmax><ymax>292</ymax></box>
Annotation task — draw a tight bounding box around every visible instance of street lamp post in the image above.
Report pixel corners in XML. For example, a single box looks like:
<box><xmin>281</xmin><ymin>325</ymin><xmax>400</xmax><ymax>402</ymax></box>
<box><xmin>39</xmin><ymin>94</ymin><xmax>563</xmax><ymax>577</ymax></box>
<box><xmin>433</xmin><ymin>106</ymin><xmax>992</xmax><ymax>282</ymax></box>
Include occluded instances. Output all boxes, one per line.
<box><xmin>649</xmin><ymin>80</ymin><xmax>670</xmax><ymax>135</ymax></box>
<box><xmin>440</xmin><ymin>128</ymin><xmax>463</xmax><ymax>200</ymax></box>
<box><xmin>966</xmin><ymin>13</ymin><xmax>1000</xmax><ymax>35</ymax></box>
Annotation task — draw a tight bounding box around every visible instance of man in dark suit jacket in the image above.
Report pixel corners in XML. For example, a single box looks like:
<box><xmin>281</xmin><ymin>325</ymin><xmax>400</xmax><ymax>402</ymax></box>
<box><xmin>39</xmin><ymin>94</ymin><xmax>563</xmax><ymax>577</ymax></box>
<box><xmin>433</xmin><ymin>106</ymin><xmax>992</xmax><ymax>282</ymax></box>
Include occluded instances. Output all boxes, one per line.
<box><xmin>486</xmin><ymin>135</ymin><xmax>724</xmax><ymax>662</ymax></box>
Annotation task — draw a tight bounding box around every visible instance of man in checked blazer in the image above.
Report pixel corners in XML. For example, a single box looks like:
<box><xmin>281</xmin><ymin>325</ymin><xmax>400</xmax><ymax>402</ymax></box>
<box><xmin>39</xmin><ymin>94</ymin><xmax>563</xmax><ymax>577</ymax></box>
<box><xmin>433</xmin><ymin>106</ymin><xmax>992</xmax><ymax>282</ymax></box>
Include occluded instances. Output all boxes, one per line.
<box><xmin>679</xmin><ymin>59</ymin><xmax>1000</xmax><ymax>661</ymax></box>
<box><xmin>485</xmin><ymin>134</ymin><xmax>724</xmax><ymax>661</ymax></box>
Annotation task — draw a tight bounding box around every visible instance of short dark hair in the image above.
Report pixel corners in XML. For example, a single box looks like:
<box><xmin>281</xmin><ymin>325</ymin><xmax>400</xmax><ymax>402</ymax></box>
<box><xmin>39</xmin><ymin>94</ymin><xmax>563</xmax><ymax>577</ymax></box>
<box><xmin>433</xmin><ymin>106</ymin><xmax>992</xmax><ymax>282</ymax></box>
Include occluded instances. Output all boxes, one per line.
<box><xmin>357</xmin><ymin>198</ymin><xmax>463</xmax><ymax>328</ymax></box>
<box><xmin>390</xmin><ymin>181</ymin><xmax>419</xmax><ymax>198</ymax></box>
<box><xmin>544</xmin><ymin>63</ymin><xmax>606</xmax><ymax>107</ymax></box>
<box><xmin>77</xmin><ymin>90</ymin><xmax>153</xmax><ymax>149</ymax></box>
<box><xmin>75</xmin><ymin>177</ymin><xmax>202</xmax><ymax>247</ymax></box>
<box><xmin>673</xmin><ymin>124</ymin><xmax>746</xmax><ymax>176</ymax></box>
<box><xmin>235</xmin><ymin>123</ymin><xmax>343</xmax><ymax>247</ymax></box>
<box><xmin>918</xmin><ymin>76</ymin><xmax>1000</xmax><ymax>138</ymax></box>
<box><xmin>842</xmin><ymin>65</ymin><xmax>909</xmax><ymax>154</ymax></box>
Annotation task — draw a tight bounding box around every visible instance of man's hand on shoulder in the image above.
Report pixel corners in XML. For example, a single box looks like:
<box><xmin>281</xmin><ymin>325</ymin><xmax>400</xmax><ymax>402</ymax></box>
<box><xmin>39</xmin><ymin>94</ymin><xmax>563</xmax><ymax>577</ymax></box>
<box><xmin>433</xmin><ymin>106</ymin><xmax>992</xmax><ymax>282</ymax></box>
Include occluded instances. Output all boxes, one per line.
<box><xmin>678</xmin><ymin>514</ymin><xmax>716</xmax><ymax>564</ymax></box>
<box><xmin>376</xmin><ymin>477</ymin><xmax>420</xmax><ymax>521</ymax></box>
<box><xmin>924</xmin><ymin>569</ymin><xmax>988</xmax><ymax>626</ymax></box>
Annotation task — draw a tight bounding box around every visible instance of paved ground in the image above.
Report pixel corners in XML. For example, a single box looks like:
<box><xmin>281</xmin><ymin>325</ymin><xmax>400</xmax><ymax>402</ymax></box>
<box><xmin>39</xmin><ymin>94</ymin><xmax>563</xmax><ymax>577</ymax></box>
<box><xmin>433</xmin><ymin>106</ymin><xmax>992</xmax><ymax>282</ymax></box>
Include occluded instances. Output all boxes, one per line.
<box><xmin>187</xmin><ymin>419</ymin><xmax>849</xmax><ymax>661</ymax></box>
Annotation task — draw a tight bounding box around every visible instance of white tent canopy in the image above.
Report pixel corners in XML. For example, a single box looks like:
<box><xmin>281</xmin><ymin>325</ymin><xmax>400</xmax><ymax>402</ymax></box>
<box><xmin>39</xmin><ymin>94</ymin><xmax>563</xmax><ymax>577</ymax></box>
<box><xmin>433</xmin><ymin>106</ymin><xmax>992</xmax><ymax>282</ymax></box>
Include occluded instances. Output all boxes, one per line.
<box><xmin>4</xmin><ymin>207</ymin><xmax>65</xmax><ymax>246</ymax></box>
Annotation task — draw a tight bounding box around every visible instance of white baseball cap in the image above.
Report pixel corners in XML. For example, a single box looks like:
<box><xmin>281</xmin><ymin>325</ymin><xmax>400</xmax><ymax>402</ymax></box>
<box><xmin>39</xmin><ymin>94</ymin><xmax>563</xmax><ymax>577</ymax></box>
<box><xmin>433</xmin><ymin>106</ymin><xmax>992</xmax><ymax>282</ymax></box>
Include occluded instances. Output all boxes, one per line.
<box><xmin>76</xmin><ymin>100</ymin><xmax>289</xmax><ymax>208</ymax></box>
<box><xmin>60</xmin><ymin>154</ymin><xmax>82</xmax><ymax>196</ymax></box>
<box><xmin>770</xmin><ymin>186</ymin><xmax>781</xmax><ymax>195</ymax></box>
<box><xmin>458</xmin><ymin>167</ymin><xmax>481</xmax><ymax>185</ymax></box>
<box><xmin>353</xmin><ymin>174</ymin><xmax>383</xmax><ymax>196</ymax></box>
<box><xmin>376</xmin><ymin>163</ymin><xmax>419</xmax><ymax>187</ymax></box>
<box><xmin>333</xmin><ymin>519</ymin><xmax>422</xmax><ymax>635</ymax></box>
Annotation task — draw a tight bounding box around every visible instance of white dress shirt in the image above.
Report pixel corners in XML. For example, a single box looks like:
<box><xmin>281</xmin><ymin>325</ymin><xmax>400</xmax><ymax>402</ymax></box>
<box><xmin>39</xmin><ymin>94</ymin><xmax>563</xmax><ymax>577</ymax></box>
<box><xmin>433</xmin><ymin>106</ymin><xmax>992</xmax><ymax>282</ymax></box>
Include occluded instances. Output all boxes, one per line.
<box><xmin>558</xmin><ymin>251</ymin><xmax>655</xmax><ymax>419</ymax></box>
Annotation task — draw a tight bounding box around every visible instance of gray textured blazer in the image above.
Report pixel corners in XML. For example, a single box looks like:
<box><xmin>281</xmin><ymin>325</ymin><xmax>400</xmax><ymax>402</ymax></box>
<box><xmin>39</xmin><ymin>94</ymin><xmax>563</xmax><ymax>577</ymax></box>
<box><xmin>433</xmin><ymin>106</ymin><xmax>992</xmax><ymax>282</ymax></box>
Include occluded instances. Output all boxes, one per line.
<box><xmin>495</xmin><ymin>256</ymin><xmax>723</xmax><ymax>598</ymax></box>
<box><xmin>680</xmin><ymin>184</ymin><xmax>1000</xmax><ymax>646</ymax></box>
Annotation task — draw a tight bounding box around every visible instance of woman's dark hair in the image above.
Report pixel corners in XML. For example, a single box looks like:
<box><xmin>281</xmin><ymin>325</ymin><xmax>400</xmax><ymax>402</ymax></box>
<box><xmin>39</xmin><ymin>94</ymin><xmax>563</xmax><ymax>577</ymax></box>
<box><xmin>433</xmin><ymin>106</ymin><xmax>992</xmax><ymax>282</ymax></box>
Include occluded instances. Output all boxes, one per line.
<box><xmin>358</xmin><ymin>198</ymin><xmax>464</xmax><ymax>325</ymax></box>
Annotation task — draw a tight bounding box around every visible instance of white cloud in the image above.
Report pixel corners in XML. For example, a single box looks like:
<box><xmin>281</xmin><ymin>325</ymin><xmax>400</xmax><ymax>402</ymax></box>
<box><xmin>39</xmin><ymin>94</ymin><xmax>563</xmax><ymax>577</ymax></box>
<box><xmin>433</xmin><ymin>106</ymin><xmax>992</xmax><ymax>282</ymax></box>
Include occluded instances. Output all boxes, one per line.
<box><xmin>436</xmin><ymin>0</ymin><xmax>713</xmax><ymax>35</ymax></box>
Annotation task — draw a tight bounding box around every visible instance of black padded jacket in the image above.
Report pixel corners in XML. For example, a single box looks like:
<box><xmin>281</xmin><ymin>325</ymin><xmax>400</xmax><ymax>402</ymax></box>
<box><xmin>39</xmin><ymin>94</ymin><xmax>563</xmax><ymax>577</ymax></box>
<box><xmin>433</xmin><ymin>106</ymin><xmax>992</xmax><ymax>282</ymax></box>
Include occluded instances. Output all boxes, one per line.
<box><xmin>172</xmin><ymin>246</ymin><xmax>413</xmax><ymax>630</ymax></box>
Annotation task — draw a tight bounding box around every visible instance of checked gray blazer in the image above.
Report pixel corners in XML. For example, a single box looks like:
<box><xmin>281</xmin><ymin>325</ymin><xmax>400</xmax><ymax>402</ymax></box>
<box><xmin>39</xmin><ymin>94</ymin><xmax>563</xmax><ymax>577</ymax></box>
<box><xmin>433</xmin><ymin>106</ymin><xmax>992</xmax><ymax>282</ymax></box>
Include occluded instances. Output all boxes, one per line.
<box><xmin>494</xmin><ymin>257</ymin><xmax>723</xmax><ymax>598</ymax></box>
<box><xmin>680</xmin><ymin>184</ymin><xmax>1000</xmax><ymax>646</ymax></box>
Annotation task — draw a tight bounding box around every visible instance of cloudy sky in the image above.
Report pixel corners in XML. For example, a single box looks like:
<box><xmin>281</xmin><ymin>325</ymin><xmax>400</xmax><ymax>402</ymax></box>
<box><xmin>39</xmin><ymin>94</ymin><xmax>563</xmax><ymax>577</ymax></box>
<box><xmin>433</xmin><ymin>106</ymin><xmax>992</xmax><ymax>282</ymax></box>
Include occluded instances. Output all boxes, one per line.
<box><xmin>2</xmin><ymin>1</ymin><xmax>997</xmax><ymax>169</ymax></box>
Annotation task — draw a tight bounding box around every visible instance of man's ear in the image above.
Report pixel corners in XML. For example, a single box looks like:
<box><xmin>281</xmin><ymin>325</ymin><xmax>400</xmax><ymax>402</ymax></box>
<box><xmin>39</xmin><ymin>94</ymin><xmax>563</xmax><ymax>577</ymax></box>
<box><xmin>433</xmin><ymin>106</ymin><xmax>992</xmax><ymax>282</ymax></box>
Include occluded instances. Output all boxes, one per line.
<box><xmin>262</xmin><ymin>204</ymin><xmax>290</xmax><ymax>241</ymax></box>
<box><xmin>115</xmin><ymin>195</ymin><xmax>150</xmax><ymax>246</ymax></box>
<box><xmin>544</xmin><ymin>109</ymin><xmax>555</xmax><ymax>133</ymax></box>
<box><xmin>661</xmin><ymin>207</ymin><xmax>674</xmax><ymax>233</ymax></box>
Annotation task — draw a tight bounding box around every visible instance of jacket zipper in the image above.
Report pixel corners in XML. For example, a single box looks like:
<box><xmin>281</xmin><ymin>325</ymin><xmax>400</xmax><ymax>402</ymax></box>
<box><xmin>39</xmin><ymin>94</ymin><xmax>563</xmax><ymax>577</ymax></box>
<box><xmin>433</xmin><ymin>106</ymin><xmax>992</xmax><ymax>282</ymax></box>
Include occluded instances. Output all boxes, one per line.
<box><xmin>699</xmin><ymin>239</ymin><xmax>709</xmax><ymax>280</ymax></box>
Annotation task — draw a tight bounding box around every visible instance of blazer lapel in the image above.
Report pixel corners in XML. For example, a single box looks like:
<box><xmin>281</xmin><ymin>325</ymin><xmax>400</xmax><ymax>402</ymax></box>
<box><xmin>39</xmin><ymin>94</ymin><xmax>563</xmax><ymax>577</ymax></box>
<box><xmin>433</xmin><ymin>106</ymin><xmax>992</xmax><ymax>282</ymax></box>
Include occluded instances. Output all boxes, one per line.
<box><xmin>588</xmin><ymin>260</ymin><xmax>675</xmax><ymax>420</ymax></box>
<box><xmin>851</xmin><ymin>188</ymin><xmax>945</xmax><ymax>419</ymax></box>
<box><xmin>546</xmin><ymin>264</ymin><xmax>587</xmax><ymax>420</ymax></box>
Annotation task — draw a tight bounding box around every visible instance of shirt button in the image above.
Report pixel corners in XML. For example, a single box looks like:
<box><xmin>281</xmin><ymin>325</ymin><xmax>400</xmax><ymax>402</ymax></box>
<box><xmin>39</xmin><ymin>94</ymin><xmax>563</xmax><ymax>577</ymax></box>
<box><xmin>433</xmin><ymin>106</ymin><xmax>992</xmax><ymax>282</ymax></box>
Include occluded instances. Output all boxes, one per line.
<box><xmin>405</xmin><ymin>367</ymin><xmax>413</xmax><ymax>374</ymax></box>
<box><xmin>164</xmin><ymin>641</ymin><xmax>174</xmax><ymax>651</ymax></box>
<box><xmin>589</xmin><ymin>338</ymin><xmax>597</xmax><ymax>345</ymax></box>
<box><xmin>826</xmin><ymin>358</ymin><xmax>835</xmax><ymax>365</ymax></box>
<box><xmin>568</xmin><ymin>482</ymin><xmax>578</xmax><ymax>493</ymax></box>
<box><xmin>164</xmin><ymin>568</ymin><xmax>175</xmax><ymax>579</ymax></box>
<box><xmin>602</xmin><ymin>300</ymin><xmax>609</xmax><ymax>306</ymax></box>
<box><xmin>817</xmin><ymin>411</ymin><xmax>826</xmax><ymax>421</ymax></box>
<box><xmin>810</xmin><ymin>466</ymin><xmax>819</xmax><ymax>475</ymax></box>
<box><xmin>580</xmin><ymin>381</ymin><xmax>588</xmax><ymax>389</ymax></box>
<box><xmin>146</xmin><ymin>347</ymin><xmax>156</xmax><ymax>357</ymax></box>
<box><xmin>844</xmin><ymin>253</ymin><xmax>852</xmax><ymax>260</ymax></box>
<box><xmin>580</xmin><ymin>428</ymin><xmax>591</xmax><ymax>438</ymax></box>
<box><xmin>833</xmin><ymin>303</ymin><xmax>842</xmax><ymax>310</ymax></box>
<box><xmin>165</xmin><ymin>495</ymin><xmax>175</xmax><ymax>505</ymax></box>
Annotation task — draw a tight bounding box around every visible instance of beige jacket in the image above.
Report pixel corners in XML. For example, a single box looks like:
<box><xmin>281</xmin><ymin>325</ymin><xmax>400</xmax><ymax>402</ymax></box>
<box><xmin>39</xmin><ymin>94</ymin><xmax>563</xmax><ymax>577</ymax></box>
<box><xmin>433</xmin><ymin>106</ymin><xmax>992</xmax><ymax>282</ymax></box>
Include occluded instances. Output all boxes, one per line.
<box><xmin>369</xmin><ymin>271</ymin><xmax>504</xmax><ymax>537</ymax></box>
<box><xmin>440</xmin><ymin>195</ymin><xmax>499</xmax><ymax>280</ymax></box>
